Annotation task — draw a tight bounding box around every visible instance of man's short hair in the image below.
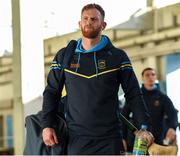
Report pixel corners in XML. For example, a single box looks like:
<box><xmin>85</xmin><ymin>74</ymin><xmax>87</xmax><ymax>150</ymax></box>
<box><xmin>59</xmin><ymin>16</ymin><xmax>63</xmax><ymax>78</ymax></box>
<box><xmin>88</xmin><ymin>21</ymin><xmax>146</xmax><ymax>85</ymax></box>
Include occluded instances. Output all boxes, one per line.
<box><xmin>81</xmin><ymin>3</ymin><xmax>105</xmax><ymax>20</ymax></box>
<box><xmin>141</xmin><ymin>67</ymin><xmax>155</xmax><ymax>76</ymax></box>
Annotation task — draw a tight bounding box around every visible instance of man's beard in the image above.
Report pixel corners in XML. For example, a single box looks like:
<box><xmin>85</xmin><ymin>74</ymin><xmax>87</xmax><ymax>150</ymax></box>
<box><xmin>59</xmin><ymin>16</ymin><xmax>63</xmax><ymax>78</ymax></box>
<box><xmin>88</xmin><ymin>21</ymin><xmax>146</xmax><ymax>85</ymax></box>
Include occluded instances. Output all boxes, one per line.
<box><xmin>81</xmin><ymin>26</ymin><xmax>101</xmax><ymax>39</ymax></box>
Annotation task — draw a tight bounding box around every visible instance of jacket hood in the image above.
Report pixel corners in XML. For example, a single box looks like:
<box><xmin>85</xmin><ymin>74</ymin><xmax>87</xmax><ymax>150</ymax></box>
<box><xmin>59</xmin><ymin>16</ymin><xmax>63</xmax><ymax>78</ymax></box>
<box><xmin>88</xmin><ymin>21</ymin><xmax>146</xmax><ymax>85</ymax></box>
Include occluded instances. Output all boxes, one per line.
<box><xmin>75</xmin><ymin>35</ymin><xmax>110</xmax><ymax>53</ymax></box>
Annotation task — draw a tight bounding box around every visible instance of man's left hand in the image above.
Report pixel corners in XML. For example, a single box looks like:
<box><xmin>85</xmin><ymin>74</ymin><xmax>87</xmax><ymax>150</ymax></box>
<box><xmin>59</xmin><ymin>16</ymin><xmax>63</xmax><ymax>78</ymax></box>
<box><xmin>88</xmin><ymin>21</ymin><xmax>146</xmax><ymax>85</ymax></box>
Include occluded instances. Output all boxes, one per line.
<box><xmin>135</xmin><ymin>130</ymin><xmax>154</xmax><ymax>147</ymax></box>
<box><xmin>145</xmin><ymin>131</ymin><xmax>154</xmax><ymax>147</ymax></box>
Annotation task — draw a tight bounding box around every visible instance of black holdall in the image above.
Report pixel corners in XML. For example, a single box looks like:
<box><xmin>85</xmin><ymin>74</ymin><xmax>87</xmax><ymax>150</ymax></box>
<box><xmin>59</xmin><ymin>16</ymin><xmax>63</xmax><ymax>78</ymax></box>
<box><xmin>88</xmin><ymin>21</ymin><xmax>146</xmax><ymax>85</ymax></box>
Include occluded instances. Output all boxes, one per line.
<box><xmin>23</xmin><ymin>40</ymin><xmax>77</xmax><ymax>155</ymax></box>
<box><xmin>24</xmin><ymin>111</ymin><xmax>67</xmax><ymax>155</ymax></box>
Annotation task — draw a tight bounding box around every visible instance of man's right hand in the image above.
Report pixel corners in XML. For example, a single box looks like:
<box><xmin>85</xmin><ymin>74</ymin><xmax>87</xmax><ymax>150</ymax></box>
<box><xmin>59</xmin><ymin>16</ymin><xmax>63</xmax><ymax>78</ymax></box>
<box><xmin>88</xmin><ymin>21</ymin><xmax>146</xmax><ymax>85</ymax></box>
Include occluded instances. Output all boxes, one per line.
<box><xmin>42</xmin><ymin>128</ymin><xmax>58</xmax><ymax>146</ymax></box>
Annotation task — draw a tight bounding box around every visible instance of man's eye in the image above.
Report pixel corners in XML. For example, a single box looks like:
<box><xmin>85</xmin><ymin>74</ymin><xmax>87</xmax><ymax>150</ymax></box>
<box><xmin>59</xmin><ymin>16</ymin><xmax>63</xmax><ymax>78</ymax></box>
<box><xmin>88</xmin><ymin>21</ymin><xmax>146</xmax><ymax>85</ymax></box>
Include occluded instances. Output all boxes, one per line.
<box><xmin>83</xmin><ymin>17</ymin><xmax>88</xmax><ymax>20</ymax></box>
<box><xmin>91</xmin><ymin>18</ymin><xmax>97</xmax><ymax>21</ymax></box>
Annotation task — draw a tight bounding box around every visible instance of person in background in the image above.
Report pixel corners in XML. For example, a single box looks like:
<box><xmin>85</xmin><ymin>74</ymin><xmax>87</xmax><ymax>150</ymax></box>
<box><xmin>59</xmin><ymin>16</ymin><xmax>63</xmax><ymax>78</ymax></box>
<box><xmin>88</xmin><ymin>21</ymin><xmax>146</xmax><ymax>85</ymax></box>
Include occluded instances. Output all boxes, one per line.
<box><xmin>122</xmin><ymin>67</ymin><xmax>178</xmax><ymax>152</ymax></box>
<box><xmin>41</xmin><ymin>4</ymin><xmax>154</xmax><ymax>155</ymax></box>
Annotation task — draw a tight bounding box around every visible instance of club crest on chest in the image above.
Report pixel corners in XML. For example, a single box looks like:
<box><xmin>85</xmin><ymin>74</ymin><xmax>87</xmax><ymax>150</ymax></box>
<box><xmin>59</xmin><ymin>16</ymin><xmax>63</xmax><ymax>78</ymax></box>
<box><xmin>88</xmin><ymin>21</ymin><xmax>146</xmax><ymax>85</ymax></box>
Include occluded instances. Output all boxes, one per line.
<box><xmin>98</xmin><ymin>60</ymin><xmax>106</xmax><ymax>70</ymax></box>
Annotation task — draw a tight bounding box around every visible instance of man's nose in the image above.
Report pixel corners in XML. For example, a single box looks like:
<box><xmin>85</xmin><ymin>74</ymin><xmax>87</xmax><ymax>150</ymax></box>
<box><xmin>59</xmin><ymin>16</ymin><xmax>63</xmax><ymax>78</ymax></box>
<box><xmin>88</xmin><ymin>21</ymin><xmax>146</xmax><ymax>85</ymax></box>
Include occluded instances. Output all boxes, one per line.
<box><xmin>86</xmin><ymin>18</ymin><xmax>93</xmax><ymax>25</ymax></box>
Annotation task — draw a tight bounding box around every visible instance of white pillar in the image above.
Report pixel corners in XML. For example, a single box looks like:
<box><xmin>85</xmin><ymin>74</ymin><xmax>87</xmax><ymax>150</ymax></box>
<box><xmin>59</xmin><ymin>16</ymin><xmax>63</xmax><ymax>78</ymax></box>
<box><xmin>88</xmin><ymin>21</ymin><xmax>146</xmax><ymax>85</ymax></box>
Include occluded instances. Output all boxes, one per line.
<box><xmin>11</xmin><ymin>0</ymin><xmax>44</xmax><ymax>154</ymax></box>
<box><xmin>12</xmin><ymin>0</ymin><xmax>24</xmax><ymax>154</ymax></box>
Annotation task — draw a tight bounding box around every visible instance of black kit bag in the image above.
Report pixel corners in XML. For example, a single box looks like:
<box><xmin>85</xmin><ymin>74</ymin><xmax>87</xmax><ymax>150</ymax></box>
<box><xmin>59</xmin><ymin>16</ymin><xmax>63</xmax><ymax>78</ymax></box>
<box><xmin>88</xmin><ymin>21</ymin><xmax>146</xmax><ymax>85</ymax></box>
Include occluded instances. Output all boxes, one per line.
<box><xmin>24</xmin><ymin>111</ymin><xmax>67</xmax><ymax>155</ymax></box>
<box><xmin>24</xmin><ymin>40</ymin><xmax>77</xmax><ymax>155</ymax></box>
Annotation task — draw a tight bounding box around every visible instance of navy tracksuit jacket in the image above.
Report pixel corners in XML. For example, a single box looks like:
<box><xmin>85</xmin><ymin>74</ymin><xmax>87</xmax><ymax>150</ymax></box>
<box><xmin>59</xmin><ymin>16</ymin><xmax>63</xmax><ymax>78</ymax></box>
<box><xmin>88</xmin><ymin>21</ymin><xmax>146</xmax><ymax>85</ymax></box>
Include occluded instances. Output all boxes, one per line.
<box><xmin>42</xmin><ymin>37</ymin><xmax>151</xmax><ymax>154</ymax></box>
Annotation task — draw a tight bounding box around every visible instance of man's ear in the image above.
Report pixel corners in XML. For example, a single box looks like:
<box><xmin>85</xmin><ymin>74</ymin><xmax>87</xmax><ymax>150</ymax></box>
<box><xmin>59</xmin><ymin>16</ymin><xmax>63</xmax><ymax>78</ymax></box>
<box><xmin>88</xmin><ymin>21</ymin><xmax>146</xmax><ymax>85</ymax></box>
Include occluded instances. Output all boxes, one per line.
<box><xmin>102</xmin><ymin>22</ymin><xmax>107</xmax><ymax>30</ymax></box>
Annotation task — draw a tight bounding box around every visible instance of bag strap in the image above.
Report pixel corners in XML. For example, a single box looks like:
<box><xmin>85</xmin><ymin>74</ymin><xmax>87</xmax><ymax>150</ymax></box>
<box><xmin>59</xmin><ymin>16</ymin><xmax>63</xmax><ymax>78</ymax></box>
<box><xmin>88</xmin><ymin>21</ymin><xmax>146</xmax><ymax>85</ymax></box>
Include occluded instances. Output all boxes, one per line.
<box><xmin>58</xmin><ymin>40</ymin><xmax>77</xmax><ymax>98</ymax></box>
<box><xmin>61</xmin><ymin>40</ymin><xmax>77</xmax><ymax>68</ymax></box>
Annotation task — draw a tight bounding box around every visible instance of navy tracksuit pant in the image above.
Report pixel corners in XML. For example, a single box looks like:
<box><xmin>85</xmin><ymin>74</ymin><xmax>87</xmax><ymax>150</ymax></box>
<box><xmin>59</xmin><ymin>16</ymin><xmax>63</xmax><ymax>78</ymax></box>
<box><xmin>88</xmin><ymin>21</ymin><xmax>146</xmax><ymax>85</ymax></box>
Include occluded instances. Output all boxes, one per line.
<box><xmin>67</xmin><ymin>135</ymin><xmax>124</xmax><ymax>155</ymax></box>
